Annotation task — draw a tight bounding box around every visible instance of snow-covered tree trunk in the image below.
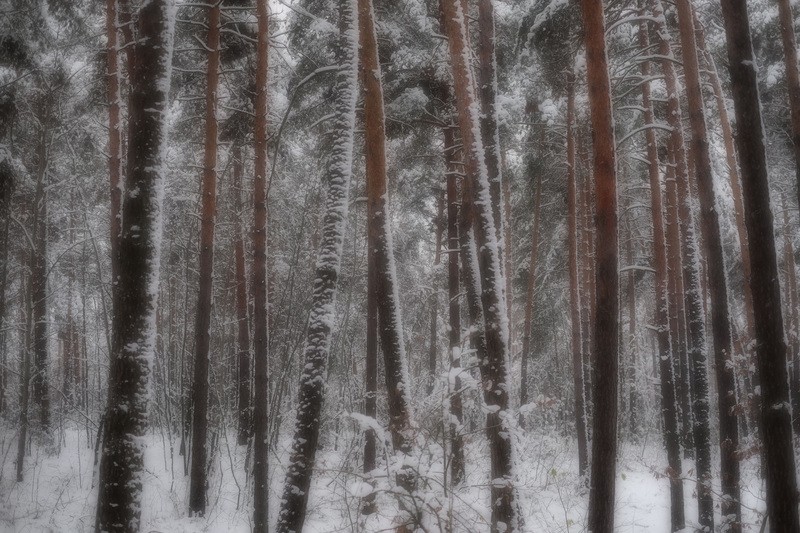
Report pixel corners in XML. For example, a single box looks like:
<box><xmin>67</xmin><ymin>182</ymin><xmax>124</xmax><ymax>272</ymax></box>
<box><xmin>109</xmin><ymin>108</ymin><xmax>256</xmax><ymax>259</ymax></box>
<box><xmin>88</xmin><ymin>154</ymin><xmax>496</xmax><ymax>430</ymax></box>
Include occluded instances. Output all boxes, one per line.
<box><xmin>443</xmin><ymin>122</ymin><xmax>465</xmax><ymax>486</ymax></box>
<box><xmin>251</xmin><ymin>0</ymin><xmax>271</xmax><ymax>530</ymax></box>
<box><xmin>358</xmin><ymin>0</ymin><xmax>418</xmax><ymax>514</ymax></box>
<box><xmin>95</xmin><ymin>0</ymin><xmax>175</xmax><ymax>529</ymax></box>
<box><xmin>638</xmin><ymin>14</ymin><xmax>685</xmax><ymax>530</ymax></box>
<box><xmin>188</xmin><ymin>1</ymin><xmax>220</xmax><ymax>516</ymax></box>
<box><xmin>274</xmin><ymin>0</ymin><xmax>358</xmax><ymax>529</ymax></box>
<box><xmin>673</xmin><ymin>0</ymin><xmax>732</xmax><ymax>528</ymax></box>
<box><xmin>440</xmin><ymin>0</ymin><xmax>519</xmax><ymax>529</ymax></box>
<box><xmin>720</xmin><ymin>2</ymin><xmax>800</xmax><ymax>530</ymax></box>
<box><xmin>566</xmin><ymin>72</ymin><xmax>588</xmax><ymax>478</ymax></box>
<box><xmin>580</xmin><ymin>1</ymin><xmax>620</xmax><ymax>531</ymax></box>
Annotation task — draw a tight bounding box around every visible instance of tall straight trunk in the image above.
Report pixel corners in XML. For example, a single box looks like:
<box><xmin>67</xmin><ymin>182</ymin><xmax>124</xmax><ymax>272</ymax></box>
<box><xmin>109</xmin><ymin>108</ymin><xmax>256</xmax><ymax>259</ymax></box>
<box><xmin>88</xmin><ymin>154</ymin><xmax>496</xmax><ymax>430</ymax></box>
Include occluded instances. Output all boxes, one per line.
<box><xmin>440</xmin><ymin>0</ymin><xmax>519</xmax><ymax>529</ymax></box>
<box><xmin>777</xmin><ymin>0</ymin><xmax>800</xmax><ymax>213</ymax></box>
<box><xmin>358</xmin><ymin>0</ymin><xmax>418</xmax><ymax>511</ymax></box>
<box><xmin>780</xmin><ymin>196</ymin><xmax>800</xmax><ymax>437</ymax></box>
<box><xmin>275</xmin><ymin>2</ymin><xmax>358</xmax><ymax>527</ymax></box>
<box><xmin>188</xmin><ymin>1</ymin><xmax>220</xmax><ymax>516</ymax></box>
<box><xmin>580</xmin><ymin>152</ymin><xmax>595</xmax><ymax>424</ymax></box>
<box><xmin>95</xmin><ymin>1</ymin><xmax>174</xmax><ymax>529</ymax></box>
<box><xmin>233</xmin><ymin>149</ymin><xmax>252</xmax><ymax>445</ymax></box>
<box><xmin>477</xmin><ymin>0</ymin><xmax>506</xmax><ymax>279</ymax></box>
<box><xmin>30</xmin><ymin>124</ymin><xmax>49</xmax><ymax>430</ymax></box>
<box><xmin>520</xmin><ymin>172</ymin><xmax>542</xmax><ymax>428</ymax></box>
<box><xmin>16</xmin><ymin>268</ymin><xmax>32</xmax><ymax>482</ymax></box>
<box><xmin>720</xmin><ymin>3</ymin><xmax>800</xmax><ymax>530</ymax></box>
<box><xmin>674</xmin><ymin>0</ymin><xmax>735</xmax><ymax>528</ymax></box>
<box><xmin>639</xmin><ymin>15</ymin><xmax>685</xmax><ymax>530</ymax></box>
<box><xmin>566</xmin><ymin>73</ymin><xmax>589</xmax><ymax>477</ymax></box>
<box><xmin>581</xmin><ymin>2</ymin><xmax>620</xmax><ymax>531</ymax></box>
<box><xmin>693</xmin><ymin>11</ymin><xmax>754</xmax><ymax>346</ymax></box>
<box><xmin>0</xmin><ymin>202</ymin><xmax>7</xmax><ymax>416</ymax></box>
<box><xmin>443</xmin><ymin>123</ymin><xmax>465</xmax><ymax>486</ymax></box>
<box><xmin>106</xmin><ymin>0</ymin><xmax>123</xmax><ymax>302</ymax></box>
<box><xmin>427</xmin><ymin>192</ymin><xmax>445</xmax><ymax>394</ymax></box>
<box><xmin>251</xmin><ymin>1</ymin><xmax>271</xmax><ymax>531</ymax></box>
<box><xmin>654</xmin><ymin>0</ymin><xmax>716</xmax><ymax>520</ymax></box>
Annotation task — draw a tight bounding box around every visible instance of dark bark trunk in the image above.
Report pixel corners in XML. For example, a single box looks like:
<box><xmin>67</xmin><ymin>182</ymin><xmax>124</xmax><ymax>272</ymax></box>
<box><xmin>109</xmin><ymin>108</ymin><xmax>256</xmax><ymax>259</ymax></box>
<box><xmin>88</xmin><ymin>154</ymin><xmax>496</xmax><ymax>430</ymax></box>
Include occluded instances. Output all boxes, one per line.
<box><xmin>359</xmin><ymin>0</ymin><xmax>418</xmax><ymax>518</ymax></box>
<box><xmin>639</xmin><ymin>15</ymin><xmax>685</xmax><ymax>529</ymax></box>
<box><xmin>674</xmin><ymin>0</ymin><xmax>734</xmax><ymax>528</ymax></box>
<box><xmin>777</xmin><ymin>0</ymin><xmax>800</xmax><ymax>216</ymax></box>
<box><xmin>581</xmin><ymin>1</ymin><xmax>620</xmax><ymax>530</ymax></box>
<box><xmin>440</xmin><ymin>0</ymin><xmax>519</xmax><ymax>529</ymax></box>
<box><xmin>520</xmin><ymin>172</ymin><xmax>542</xmax><ymax>429</ymax></box>
<box><xmin>566</xmin><ymin>73</ymin><xmax>588</xmax><ymax>478</ymax></box>
<box><xmin>233</xmin><ymin>149</ymin><xmax>252</xmax><ymax>446</ymax></box>
<box><xmin>444</xmin><ymin>124</ymin><xmax>465</xmax><ymax>486</ymax></box>
<box><xmin>251</xmin><ymin>0</ymin><xmax>271</xmax><ymax>530</ymax></box>
<box><xmin>188</xmin><ymin>2</ymin><xmax>221</xmax><ymax>516</ymax></box>
<box><xmin>95</xmin><ymin>1</ymin><xmax>174</xmax><ymax>529</ymax></box>
<box><xmin>427</xmin><ymin>191</ymin><xmax>445</xmax><ymax>394</ymax></box>
<box><xmin>720</xmin><ymin>3</ymin><xmax>800</xmax><ymax>530</ymax></box>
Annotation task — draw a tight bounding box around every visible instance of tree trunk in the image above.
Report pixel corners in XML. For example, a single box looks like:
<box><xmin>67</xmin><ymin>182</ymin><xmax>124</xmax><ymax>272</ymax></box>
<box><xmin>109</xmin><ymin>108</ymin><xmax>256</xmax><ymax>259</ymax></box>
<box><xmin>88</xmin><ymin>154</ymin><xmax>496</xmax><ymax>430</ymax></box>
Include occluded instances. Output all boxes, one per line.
<box><xmin>639</xmin><ymin>15</ymin><xmax>685</xmax><ymax>530</ymax></box>
<box><xmin>359</xmin><ymin>0</ymin><xmax>418</xmax><ymax>519</ymax></box>
<box><xmin>581</xmin><ymin>1</ymin><xmax>620</xmax><ymax>531</ymax></box>
<box><xmin>275</xmin><ymin>2</ymin><xmax>358</xmax><ymax>526</ymax></box>
<box><xmin>106</xmin><ymin>0</ymin><xmax>123</xmax><ymax>307</ymax></box>
<box><xmin>443</xmin><ymin>123</ymin><xmax>465</xmax><ymax>486</ymax></box>
<box><xmin>566</xmin><ymin>73</ymin><xmax>588</xmax><ymax>478</ymax></box>
<box><xmin>30</xmin><ymin>105</ymin><xmax>50</xmax><ymax>430</ymax></box>
<box><xmin>780</xmin><ymin>196</ymin><xmax>800</xmax><ymax>437</ymax></box>
<box><xmin>440</xmin><ymin>0</ymin><xmax>520</xmax><ymax>529</ymax></box>
<box><xmin>674</xmin><ymin>0</ymin><xmax>735</xmax><ymax>528</ymax></box>
<box><xmin>777</xmin><ymin>0</ymin><xmax>800</xmax><ymax>215</ymax></box>
<box><xmin>188</xmin><ymin>1</ymin><xmax>220</xmax><ymax>516</ymax></box>
<box><xmin>720</xmin><ymin>3</ymin><xmax>800</xmax><ymax>530</ymax></box>
<box><xmin>427</xmin><ymin>191</ymin><xmax>445</xmax><ymax>394</ymax></box>
<box><xmin>520</xmin><ymin>172</ymin><xmax>542</xmax><ymax>429</ymax></box>
<box><xmin>95</xmin><ymin>1</ymin><xmax>174</xmax><ymax>529</ymax></box>
<box><xmin>251</xmin><ymin>0</ymin><xmax>271</xmax><ymax>530</ymax></box>
<box><xmin>233</xmin><ymin>148</ymin><xmax>252</xmax><ymax>446</ymax></box>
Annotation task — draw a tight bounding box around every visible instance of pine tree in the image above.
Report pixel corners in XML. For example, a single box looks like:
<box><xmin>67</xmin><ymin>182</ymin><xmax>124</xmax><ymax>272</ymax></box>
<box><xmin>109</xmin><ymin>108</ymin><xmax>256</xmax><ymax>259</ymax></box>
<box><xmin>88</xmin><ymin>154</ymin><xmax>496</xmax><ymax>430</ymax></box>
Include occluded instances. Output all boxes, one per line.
<box><xmin>274</xmin><ymin>0</ymin><xmax>359</xmax><ymax>528</ymax></box>
<box><xmin>188</xmin><ymin>0</ymin><xmax>221</xmax><ymax>515</ymax></box>
<box><xmin>720</xmin><ymin>1</ymin><xmax>800</xmax><ymax>530</ymax></box>
<box><xmin>95</xmin><ymin>0</ymin><xmax>175</xmax><ymax>529</ymax></box>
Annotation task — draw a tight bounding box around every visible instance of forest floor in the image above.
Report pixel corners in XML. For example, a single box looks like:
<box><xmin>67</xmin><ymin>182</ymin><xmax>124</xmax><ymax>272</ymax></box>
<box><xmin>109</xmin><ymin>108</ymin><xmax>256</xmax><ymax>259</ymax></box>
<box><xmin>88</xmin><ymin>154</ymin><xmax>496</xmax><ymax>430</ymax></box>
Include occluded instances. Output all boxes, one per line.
<box><xmin>0</xmin><ymin>423</ymin><xmax>768</xmax><ymax>532</ymax></box>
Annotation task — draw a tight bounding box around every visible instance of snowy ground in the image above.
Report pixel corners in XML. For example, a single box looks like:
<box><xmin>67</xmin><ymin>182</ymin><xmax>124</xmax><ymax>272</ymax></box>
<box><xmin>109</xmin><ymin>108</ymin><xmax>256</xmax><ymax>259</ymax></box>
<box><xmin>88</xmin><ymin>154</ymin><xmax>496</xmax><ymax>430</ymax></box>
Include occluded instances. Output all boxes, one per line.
<box><xmin>0</xmin><ymin>424</ymin><xmax>767</xmax><ymax>532</ymax></box>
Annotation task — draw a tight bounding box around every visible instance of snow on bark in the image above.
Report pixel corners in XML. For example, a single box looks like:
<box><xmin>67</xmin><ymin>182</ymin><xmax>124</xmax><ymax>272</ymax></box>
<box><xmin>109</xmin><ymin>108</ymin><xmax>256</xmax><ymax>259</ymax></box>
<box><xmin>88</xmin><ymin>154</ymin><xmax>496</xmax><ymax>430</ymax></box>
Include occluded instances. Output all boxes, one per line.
<box><xmin>275</xmin><ymin>0</ymin><xmax>359</xmax><ymax>530</ymax></box>
<box><xmin>95</xmin><ymin>0</ymin><xmax>175</xmax><ymax>530</ymax></box>
<box><xmin>440</xmin><ymin>0</ymin><xmax>520</xmax><ymax>530</ymax></box>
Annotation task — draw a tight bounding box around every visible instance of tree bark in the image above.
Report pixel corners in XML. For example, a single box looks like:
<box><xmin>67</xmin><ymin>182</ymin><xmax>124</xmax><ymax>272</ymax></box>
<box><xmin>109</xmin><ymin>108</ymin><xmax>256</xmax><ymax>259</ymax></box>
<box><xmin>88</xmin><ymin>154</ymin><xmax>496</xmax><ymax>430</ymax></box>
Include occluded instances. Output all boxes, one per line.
<box><xmin>777</xmin><ymin>0</ymin><xmax>800</xmax><ymax>215</ymax></box>
<box><xmin>580</xmin><ymin>2</ymin><xmax>620</xmax><ymax>531</ymax></box>
<box><xmin>443</xmin><ymin>123</ymin><xmax>465</xmax><ymax>486</ymax></box>
<box><xmin>519</xmin><ymin>171</ymin><xmax>542</xmax><ymax>429</ymax></box>
<box><xmin>359</xmin><ymin>0</ymin><xmax>418</xmax><ymax>517</ymax></box>
<box><xmin>251</xmin><ymin>0</ymin><xmax>271</xmax><ymax>531</ymax></box>
<box><xmin>275</xmin><ymin>2</ymin><xmax>358</xmax><ymax>526</ymax></box>
<box><xmin>780</xmin><ymin>196</ymin><xmax>800</xmax><ymax>437</ymax></box>
<box><xmin>427</xmin><ymin>191</ymin><xmax>445</xmax><ymax>394</ymax></box>
<box><xmin>639</xmin><ymin>15</ymin><xmax>685</xmax><ymax>530</ymax></box>
<box><xmin>720</xmin><ymin>3</ymin><xmax>800</xmax><ymax>530</ymax></box>
<box><xmin>188</xmin><ymin>1</ymin><xmax>221</xmax><ymax>516</ymax></box>
<box><xmin>673</xmin><ymin>0</ymin><xmax>735</xmax><ymax>528</ymax></box>
<box><xmin>95</xmin><ymin>1</ymin><xmax>174</xmax><ymax>529</ymax></box>
<box><xmin>233</xmin><ymin>148</ymin><xmax>252</xmax><ymax>446</ymax></box>
<box><xmin>566</xmin><ymin>73</ymin><xmax>589</xmax><ymax>478</ymax></box>
<box><xmin>440</xmin><ymin>0</ymin><xmax>519</xmax><ymax>529</ymax></box>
